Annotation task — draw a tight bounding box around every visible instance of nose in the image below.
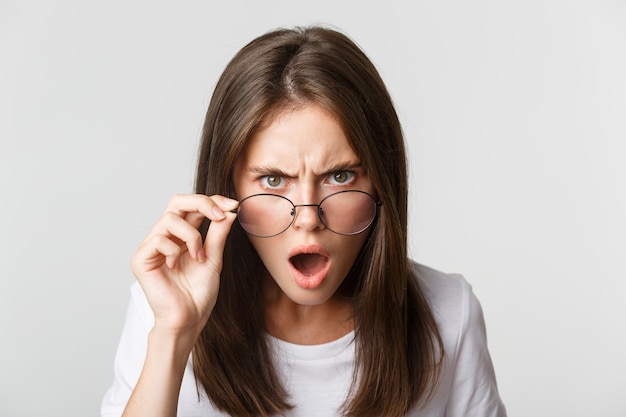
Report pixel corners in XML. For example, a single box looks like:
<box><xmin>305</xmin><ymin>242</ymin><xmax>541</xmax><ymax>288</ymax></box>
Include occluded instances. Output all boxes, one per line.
<box><xmin>291</xmin><ymin>203</ymin><xmax>325</xmax><ymax>232</ymax></box>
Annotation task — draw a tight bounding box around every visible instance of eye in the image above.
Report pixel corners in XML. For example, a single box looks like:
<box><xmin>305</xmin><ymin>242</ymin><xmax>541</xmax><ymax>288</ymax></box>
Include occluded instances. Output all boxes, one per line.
<box><xmin>262</xmin><ymin>175</ymin><xmax>283</xmax><ymax>188</ymax></box>
<box><xmin>329</xmin><ymin>170</ymin><xmax>355</xmax><ymax>185</ymax></box>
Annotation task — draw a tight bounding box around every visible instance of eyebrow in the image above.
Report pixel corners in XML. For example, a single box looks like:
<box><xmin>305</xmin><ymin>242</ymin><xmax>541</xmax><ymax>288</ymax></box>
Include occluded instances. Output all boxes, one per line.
<box><xmin>247</xmin><ymin>161</ymin><xmax>364</xmax><ymax>177</ymax></box>
<box><xmin>320</xmin><ymin>161</ymin><xmax>364</xmax><ymax>177</ymax></box>
<box><xmin>247</xmin><ymin>165</ymin><xmax>296</xmax><ymax>178</ymax></box>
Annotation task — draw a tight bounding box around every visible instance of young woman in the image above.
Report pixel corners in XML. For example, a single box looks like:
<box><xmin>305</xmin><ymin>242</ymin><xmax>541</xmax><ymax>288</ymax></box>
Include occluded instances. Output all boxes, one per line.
<box><xmin>101</xmin><ymin>26</ymin><xmax>507</xmax><ymax>417</ymax></box>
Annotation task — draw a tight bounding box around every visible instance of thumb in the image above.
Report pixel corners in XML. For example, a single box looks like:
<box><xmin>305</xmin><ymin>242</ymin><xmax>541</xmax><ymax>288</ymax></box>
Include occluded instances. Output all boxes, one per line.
<box><xmin>202</xmin><ymin>212</ymin><xmax>237</xmax><ymax>271</ymax></box>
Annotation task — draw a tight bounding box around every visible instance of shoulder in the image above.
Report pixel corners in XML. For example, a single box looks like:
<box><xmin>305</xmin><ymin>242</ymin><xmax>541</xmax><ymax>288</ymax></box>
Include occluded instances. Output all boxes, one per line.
<box><xmin>410</xmin><ymin>261</ymin><xmax>488</xmax><ymax>360</ymax></box>
<box><xmin>411</xmin><ymin>261</ymin><xmax>469</xmax><ymax>300</ymax></box>
<box><xmin>408</xmin><ymin>261</ymin><xmax>507</xmax><ymax>416</ymax></box>
<box><xmin>411</xmin><ymin>261</ymin><xmax>474</xmax><ymax>319</ymax></box>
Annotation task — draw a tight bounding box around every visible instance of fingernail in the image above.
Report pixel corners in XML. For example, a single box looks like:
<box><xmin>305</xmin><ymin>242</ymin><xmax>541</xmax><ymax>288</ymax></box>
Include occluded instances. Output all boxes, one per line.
<box><xmin>224</xmin><ymin>198</ymin><xmax>239</xmax><ymax>209</ymax></box>
<box><xmin>197</xmin><ymin>250</ymin><xmax>205</xmax><ymax>262</ymax></box>
<box><xmin>212</xmin><ymin>206</ymin><xmax>226</xmax><ymax>220</ymax></box>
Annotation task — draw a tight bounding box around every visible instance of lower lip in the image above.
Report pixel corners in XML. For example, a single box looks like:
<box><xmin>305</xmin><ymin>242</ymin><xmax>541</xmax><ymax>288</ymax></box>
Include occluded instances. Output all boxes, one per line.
<box><xmin>288</xmin><ymin>246</ymin><xmax>331</xmax><ymax>289</ymax></box>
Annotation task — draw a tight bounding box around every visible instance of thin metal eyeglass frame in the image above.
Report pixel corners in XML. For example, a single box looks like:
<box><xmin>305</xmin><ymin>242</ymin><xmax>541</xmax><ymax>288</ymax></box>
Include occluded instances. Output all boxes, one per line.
<box><xmin>230</xmin><ymin>189</ymin><xmax>382</xmax><ymax>238</ymax></box>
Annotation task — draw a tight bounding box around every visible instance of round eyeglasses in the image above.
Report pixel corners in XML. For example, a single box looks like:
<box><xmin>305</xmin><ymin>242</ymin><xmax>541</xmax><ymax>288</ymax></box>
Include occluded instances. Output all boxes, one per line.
<box><xmin>231</xmin><ymin>190</ymin><xmax>381</xmax><ymax>238</ymax></box>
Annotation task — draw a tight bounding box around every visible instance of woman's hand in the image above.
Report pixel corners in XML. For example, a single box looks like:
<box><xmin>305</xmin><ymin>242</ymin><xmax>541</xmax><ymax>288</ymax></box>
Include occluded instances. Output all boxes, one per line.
<box><xmin>130</xmin><ymin>194</ymin><xmax>238</xmax><ymax>339</ymax></box>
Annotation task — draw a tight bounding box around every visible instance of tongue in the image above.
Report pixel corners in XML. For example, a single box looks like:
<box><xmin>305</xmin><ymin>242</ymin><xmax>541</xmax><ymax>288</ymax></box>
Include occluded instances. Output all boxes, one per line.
<box><xmin>291</xmin><ymin>253</ymin><xmax>326</xmax><ymax>276</ymax></box>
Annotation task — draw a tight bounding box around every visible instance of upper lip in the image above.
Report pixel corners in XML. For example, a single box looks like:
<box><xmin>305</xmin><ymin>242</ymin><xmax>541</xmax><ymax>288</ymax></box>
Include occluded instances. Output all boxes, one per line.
<box><xmin>288</xmin><ymin>244</ymin><xmax>330</xmax><ymax>260</ymax></box>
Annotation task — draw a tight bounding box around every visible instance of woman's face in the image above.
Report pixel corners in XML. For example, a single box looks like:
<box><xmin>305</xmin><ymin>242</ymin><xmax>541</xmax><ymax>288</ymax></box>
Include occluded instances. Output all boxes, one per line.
<box><xmin>233</xmin><ymin>103</ymin><xmax>375</xmax><ymax>307</ymax></box>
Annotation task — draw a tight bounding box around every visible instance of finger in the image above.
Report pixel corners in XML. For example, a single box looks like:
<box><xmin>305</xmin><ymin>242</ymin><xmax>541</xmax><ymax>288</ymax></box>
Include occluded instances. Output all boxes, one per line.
<box><xmin>202</xmin><ymin>211</ymin><xmax>238</xmax><ymax>271</ymax></box>
<box><xmin>140</xmin><ymin>194</ymin><xmax>239</xmax><ymax>265</ymax></box>
<box><xmin>146</xmin><ymin>212</ymin><xmax>205</xmax><ymax>261</ymax></box>
<box><xmin>132</xmin><ymin>234</ymin><xmax>184</xmax><ymax>274</ymax></box>
<box><xmin>165</xmin><ymin>194</ymin><xmax>239</xmax><ymax>228</ymax></box>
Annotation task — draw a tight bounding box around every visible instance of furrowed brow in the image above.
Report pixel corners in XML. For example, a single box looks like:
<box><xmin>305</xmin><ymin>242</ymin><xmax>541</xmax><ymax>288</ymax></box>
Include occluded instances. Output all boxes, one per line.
<box><xmin>247</xmin><ymin>165</ymin><xmax>296</xmax><ymax>178</ymax></box>
<box><xmin>319</xmin><ymin>162</ymin><xmax>364</xmax><ymax>176</ymax></box>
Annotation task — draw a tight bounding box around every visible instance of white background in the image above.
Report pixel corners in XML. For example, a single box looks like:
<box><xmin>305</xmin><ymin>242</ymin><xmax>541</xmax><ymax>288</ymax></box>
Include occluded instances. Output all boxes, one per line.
<box><xmin>1</xmin><ymin>1</ymin><xmax>625</xmax><ymax>416</ymax></box>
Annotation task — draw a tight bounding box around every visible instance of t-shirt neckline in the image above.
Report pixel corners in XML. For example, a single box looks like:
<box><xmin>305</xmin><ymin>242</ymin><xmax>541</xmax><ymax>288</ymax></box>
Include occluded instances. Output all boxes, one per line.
<box><xmin>267</xmin><ymin>330</ymin><xmax>355</xmax><ymax>360</ymax></box>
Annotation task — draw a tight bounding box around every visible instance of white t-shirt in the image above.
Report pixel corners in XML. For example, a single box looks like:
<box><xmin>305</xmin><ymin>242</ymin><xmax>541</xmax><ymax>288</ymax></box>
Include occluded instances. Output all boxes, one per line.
<box><xmin>101</xmin><ymin>262</ymin><xmax>507</xmax><ymax>416</ymax></box>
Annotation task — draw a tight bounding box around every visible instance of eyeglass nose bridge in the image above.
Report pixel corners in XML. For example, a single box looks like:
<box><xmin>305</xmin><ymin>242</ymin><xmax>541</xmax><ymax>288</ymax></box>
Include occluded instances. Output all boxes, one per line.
<box><xmin>291</xmin><ymin>202</ymin><xmax>322</xmax><ymax>211</ymax></box>
<box><xmin>289</xmin><ymin>202</ymin><xmax>325</xmax><ymax>227</ymax></box>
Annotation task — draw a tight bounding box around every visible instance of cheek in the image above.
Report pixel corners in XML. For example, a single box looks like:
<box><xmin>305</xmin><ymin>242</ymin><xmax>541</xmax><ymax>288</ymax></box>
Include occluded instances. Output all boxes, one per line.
<box><xmin>248</xmin><ymin>236</ymin><xmax>283</xmax><ymax>271</ymax></box>
<box><xmin>329</xmin><ymin>234</ymin><xmax>369</xmax><ymax>277</ymax></box>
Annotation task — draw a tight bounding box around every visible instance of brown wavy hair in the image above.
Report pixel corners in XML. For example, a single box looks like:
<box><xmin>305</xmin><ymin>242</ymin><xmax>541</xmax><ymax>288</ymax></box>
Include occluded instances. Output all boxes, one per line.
<box><xmin>193</xmin><ymin>26</ymin><xmax>444</xmax><ymax>416</ymax></box>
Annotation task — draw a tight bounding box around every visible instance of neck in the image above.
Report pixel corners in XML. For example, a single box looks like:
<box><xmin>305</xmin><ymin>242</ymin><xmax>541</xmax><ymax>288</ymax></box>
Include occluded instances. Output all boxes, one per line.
<box><xmin>263</xmin><ymin>281</ymin><xmax>354</xmax><ymax>345</ymax></box>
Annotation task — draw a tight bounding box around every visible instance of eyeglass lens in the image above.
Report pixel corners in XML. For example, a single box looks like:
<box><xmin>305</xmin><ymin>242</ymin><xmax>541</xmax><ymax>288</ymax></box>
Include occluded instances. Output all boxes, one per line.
<box><xmin>236</xmin><ymin>191</ymin><xmax>378</xmax><ymax>238</ymax></box>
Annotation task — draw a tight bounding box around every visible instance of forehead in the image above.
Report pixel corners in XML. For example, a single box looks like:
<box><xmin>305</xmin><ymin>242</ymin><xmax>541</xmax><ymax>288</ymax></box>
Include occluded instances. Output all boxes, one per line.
<box><xmin>237</xmin><ymin>104</ymin><xmax>359</xmax><ymax>170</ymax></box>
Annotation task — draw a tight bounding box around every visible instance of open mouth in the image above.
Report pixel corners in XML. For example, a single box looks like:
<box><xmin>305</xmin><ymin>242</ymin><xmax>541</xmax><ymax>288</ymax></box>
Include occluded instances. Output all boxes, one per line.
<box><xmin>288</xmin><ymin>245</ymin><xmax>331</xmax><ymax>289</ymax></box>
<box><xmin>290</xmin><ymin>253</ymin><xmax>328</xmax><ymax>277</ymax></box>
